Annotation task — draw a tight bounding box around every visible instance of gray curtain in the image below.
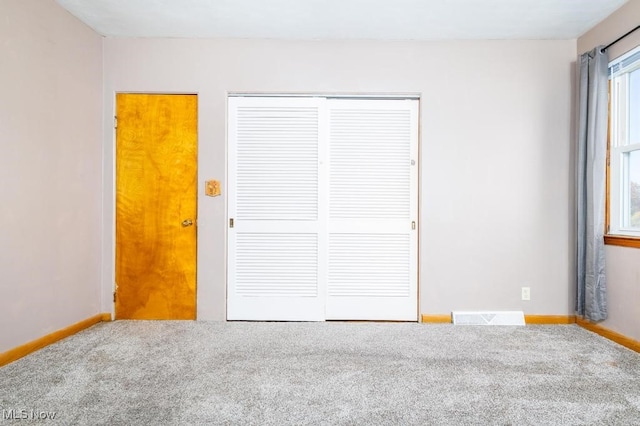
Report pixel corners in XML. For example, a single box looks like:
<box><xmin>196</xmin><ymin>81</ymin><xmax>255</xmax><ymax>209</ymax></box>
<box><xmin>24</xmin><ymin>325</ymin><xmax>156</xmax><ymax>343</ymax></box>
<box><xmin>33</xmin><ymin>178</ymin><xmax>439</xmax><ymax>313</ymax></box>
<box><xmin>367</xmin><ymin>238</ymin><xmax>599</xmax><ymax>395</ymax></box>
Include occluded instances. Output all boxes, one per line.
<box><xmin>576</xmin><ymin>47</ymin><xmax>608</xmax><ymax>322</ymax></box>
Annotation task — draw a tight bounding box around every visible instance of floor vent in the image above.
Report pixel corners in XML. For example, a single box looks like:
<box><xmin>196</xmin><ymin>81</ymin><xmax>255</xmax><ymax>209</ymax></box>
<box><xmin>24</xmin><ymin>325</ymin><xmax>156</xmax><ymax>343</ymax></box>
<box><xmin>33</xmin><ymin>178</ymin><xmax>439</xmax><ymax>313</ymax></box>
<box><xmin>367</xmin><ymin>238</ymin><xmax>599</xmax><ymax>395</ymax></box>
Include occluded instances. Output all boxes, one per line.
<box><xmin>451</xmin><ymin>311</ymin><xmax>525</xmax><ymax>326</ymax></box>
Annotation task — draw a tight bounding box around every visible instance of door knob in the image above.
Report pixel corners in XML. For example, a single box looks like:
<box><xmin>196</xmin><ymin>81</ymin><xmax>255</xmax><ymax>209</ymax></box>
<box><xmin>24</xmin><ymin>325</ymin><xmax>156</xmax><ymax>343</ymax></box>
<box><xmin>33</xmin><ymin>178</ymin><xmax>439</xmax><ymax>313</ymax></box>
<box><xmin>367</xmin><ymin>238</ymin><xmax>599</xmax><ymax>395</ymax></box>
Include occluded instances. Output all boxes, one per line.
<box><xmin>181</xmin><ymin>219</ymin><xmax>194</xmax><ymax>227</ymax></box>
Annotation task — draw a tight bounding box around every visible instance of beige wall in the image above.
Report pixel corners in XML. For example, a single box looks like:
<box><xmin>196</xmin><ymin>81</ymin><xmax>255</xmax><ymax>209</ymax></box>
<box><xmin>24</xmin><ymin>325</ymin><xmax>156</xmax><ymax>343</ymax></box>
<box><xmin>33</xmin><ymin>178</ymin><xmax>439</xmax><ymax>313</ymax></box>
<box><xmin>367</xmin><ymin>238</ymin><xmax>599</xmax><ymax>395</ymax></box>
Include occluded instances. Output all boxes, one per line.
<box><xmin>578</xmin><ymin>0</ymin><xmax>640</xmax><ymax>58</ymax></box>
<box><xmin>604</xmin><ymin>247</ymin><xmax>640</xmax><ymax>340</ymax></box>
<box><xmin>103</xmin><ymin>38</ymin><xmax>576</xmax><ymax>320</ymax></box>
<box><xmin>0</xmin><ymin>0</ymin><xmax>103</xmax><ymax>352</ymax></box>
<box><xmin>578</xmin><ymin>0</ymin><xmax>640</xmax><ymax>341</ymax></box>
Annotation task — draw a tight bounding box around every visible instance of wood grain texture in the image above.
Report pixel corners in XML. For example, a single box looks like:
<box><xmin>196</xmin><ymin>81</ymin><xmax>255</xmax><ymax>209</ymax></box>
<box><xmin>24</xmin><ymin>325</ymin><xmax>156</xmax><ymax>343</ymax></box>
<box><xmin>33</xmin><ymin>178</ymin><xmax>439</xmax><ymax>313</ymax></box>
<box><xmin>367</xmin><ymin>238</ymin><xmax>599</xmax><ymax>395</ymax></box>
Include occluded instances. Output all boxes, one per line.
<box><xmin>605</xmin><ymin>79</ymin><xmax>611</xmax><ymax>234</ymax></box>
<box><xmin>0</xmin><ymin>314</ymin><xmax>108</xmax><ymax>367</ymax></box>
<box><xmin>421</xmin><ymin>315</ymin><xmax>578</xmax><ymax>324</ymax></box>
<box><xmin>603</xmin><ymin>235</ymin><xmax>640</xmax><ymax>248</ymax></box>
<box><xmin>420</xmin><ymin>314</ymin><xmax>452</xmax><ymax>323</ymax></box>
<box><xmin>577</xmin><ymin>317</ymin><xmax>640</xmax><ymax>353</ymax></box>
<box><xmin>525</xmin><ymin>315</ymin><xmax>576</xmax><ymax>324</ymax></box>
<box><xmin>116</xmin><ymin>94</ymin><xmax>197</xmax><ymax>320</ymax></box>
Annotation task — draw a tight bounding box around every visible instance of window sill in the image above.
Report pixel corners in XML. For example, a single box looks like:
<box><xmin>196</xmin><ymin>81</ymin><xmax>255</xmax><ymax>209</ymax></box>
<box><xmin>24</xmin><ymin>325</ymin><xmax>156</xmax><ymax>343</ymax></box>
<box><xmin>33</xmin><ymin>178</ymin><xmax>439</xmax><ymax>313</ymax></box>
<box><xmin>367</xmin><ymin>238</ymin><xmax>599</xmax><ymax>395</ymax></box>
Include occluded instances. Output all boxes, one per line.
<box><xmin>604</xmin><ymin>235</ymin><xmax>640</xmax><ymax>249</ymax></box>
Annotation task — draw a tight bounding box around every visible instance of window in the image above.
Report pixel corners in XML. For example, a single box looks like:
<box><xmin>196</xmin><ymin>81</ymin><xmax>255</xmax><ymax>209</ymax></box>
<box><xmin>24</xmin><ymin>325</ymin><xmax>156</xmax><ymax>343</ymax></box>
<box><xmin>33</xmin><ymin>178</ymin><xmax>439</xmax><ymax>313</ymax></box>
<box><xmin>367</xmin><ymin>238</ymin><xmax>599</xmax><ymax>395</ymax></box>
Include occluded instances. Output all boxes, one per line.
<box><xmin>608</xmin><ymin>46</ymin><xmax>640</xmax><ymax>241</ymax></box>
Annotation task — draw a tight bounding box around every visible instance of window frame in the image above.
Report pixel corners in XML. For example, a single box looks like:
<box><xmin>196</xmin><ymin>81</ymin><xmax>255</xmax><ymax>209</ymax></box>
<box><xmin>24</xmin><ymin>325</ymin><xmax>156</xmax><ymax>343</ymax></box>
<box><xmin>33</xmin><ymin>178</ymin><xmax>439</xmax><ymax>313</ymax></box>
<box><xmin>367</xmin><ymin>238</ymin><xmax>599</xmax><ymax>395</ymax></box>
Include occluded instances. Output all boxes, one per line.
<box><xmin>605</xmin><ymin>45</ymin><xmax>640</xmax><ymax>248</ymax></box>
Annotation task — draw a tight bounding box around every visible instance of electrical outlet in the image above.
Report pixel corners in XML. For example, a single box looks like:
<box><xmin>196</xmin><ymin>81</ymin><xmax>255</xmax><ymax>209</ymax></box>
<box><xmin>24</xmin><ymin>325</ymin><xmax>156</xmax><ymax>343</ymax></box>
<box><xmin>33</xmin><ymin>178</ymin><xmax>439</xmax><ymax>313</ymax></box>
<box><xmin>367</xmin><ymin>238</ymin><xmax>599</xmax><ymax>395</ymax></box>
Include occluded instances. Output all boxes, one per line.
<box><xmin>521</xmin><ymin>287</ymin><xmax>531</xmax><ymax>301</ymax></box>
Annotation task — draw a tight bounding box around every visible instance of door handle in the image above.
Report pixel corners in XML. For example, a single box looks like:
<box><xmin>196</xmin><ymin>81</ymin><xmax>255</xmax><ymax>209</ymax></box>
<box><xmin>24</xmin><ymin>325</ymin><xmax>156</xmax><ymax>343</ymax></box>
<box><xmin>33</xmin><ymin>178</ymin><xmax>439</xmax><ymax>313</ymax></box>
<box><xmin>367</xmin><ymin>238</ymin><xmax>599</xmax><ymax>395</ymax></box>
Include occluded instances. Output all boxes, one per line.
<box><xmin>181</xmin><ymin>219</ymin><xmax>194</xmax><ymax>227</ymax></box>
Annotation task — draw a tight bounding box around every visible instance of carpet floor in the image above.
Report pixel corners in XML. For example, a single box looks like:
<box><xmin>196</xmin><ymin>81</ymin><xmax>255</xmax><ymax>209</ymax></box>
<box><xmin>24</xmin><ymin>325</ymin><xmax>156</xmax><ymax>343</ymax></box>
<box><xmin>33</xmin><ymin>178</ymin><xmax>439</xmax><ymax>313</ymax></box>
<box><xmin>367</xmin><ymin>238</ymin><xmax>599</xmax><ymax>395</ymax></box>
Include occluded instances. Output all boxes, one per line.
<box><xmin>1</xmin><ymin>322</ymin><xmax>640</xmax><ymax>425</ymax></box>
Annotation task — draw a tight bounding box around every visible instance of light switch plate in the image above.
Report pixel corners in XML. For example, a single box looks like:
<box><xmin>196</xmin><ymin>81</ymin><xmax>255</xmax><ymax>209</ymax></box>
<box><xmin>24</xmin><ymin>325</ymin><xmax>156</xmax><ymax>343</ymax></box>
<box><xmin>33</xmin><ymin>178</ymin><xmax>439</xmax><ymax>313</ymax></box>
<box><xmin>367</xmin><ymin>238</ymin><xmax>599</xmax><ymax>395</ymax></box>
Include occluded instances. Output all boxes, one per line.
<box><xmin>205</xmin><ymin>180</ymin><xmax>221</xmax><ymax>197</ymax></box>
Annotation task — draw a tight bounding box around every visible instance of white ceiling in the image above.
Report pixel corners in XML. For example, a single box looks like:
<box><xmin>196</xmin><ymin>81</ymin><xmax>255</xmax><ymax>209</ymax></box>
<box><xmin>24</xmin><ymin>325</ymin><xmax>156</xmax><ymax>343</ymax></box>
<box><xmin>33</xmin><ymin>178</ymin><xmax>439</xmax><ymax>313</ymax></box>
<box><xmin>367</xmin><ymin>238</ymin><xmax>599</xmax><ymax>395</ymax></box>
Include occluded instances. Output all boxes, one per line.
<box><xmin>55</xmin><ymin>0</ymin><xmax>628</xmax><ymax>40</ymax></box>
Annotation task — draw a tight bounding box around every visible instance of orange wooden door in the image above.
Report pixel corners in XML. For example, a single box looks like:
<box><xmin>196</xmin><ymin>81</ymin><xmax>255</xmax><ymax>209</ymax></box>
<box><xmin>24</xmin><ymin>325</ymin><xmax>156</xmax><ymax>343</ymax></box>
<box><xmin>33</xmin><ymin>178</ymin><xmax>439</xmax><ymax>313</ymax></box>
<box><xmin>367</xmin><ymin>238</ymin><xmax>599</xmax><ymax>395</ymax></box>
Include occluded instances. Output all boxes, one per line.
<box><xmin>115</xmin><ymin>94</ymin><xmax>197</xmax><ymax>319</ymax></box>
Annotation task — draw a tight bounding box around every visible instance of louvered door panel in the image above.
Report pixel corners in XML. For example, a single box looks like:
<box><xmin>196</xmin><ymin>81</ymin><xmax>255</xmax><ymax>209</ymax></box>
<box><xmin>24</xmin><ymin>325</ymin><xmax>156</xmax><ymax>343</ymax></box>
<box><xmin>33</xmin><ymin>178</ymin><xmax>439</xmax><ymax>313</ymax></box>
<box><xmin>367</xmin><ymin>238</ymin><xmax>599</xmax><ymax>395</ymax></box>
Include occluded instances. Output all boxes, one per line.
<box><xmin>236</xmin><ymin>106</ymin><xmax>318</xmax><ymax>220</ymax></box>
<box><xmin>330</xmin><ymin>109</ymin><xmax>411</xmax><ymax>219</ymax></box>
<box><xmin>326</xmin><ymin>99</ymin><xmax>418</xmax><ymax>321</ymax></box>
<box><xmin>227</xmin><ymin>97</ymin><xmax>325</xmax><ymax>321</ymax></box>
<box><xmin>329</xmin><ymin>234</ymin><xmax>410</xmax><ymax>297</ymax></box>
<box><xmin>236</xmin><ymin>233</ymin><xmax>318</xmax><ymax>297</ymax></box>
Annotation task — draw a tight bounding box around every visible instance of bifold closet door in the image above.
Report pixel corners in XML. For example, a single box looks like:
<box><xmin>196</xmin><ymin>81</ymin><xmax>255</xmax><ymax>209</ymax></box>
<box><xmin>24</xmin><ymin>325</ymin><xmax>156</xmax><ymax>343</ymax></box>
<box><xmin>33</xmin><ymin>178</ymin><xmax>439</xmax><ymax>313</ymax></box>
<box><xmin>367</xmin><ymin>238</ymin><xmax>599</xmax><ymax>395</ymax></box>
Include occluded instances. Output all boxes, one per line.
<box><xmin>325</xmin><ymin>99</ymin><xmax>418</xmax><ymax>320</ymax></box>
<box><xmin>227</xmin><ymin>97</ymin><xmax>326</xmax><ymax>320</ymax></box>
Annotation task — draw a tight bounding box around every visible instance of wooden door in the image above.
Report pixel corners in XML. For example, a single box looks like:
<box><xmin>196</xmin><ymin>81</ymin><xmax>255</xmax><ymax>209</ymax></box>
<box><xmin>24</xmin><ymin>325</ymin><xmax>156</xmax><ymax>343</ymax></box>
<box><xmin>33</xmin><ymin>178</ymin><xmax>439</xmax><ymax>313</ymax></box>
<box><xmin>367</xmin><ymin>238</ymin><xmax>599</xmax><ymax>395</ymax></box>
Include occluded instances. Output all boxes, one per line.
<box><xmin>115</xmin><ymin>94</ymin><xmax>197</xmax><ymax>319</ymax></box>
